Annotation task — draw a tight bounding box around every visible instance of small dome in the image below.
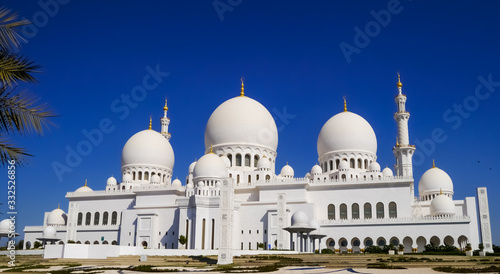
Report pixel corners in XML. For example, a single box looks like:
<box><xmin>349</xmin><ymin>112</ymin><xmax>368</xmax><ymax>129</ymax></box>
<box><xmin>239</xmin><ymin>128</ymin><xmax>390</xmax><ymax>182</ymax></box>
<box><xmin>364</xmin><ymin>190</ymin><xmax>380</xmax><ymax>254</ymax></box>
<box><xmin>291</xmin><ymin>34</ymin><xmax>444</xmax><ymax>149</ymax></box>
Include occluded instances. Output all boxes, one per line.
<box><xmin>205</xmin><ymin>96</ymin><xmax>278</xmax><ymax>151</ymax></box>
<box><xmin>220</xmin><ymin>155</ymin><xmax>231</xmax><ymax>168</ymax></box>
<box><xmin>280</xmin><ymin>164</ymin><xmax>294</xmax><ymax>177</ymax></box>
<box><xmin>122</xmin><ymin>173</ymin><xmax>132</xmax><ymax>183</ymax></box>
<box><xmin>257</xmin><ymin>157</ymin><xmax>271</xmax><ymax>170</ymax></box>
<box><xmin>186</xmin><ymin>182</ymin><xmax>194</xmax><ymax>189</ymax></box>
<box><xmin>418</xmin><ymin>166</ymin><xmax>454</xmax><ymax>197</ymax></box>
<box><xmin>291</xmin><ymin>211</ymin><xmax>309</xmax><ymax>227</ymax></box>
<box><xmin>193</xmin><ymin>153</ymin><xmax>228</xmax><ymax>179</ymax></box>
<box><xmin>75</xmin><ymin>181</ymin><xmax>93</xmax><ymax>193</ymax></box>
<box><xmin>430</xmin><ymin>194</ymin><xmax>455</xmax><ymax>216</ymax></box>
<box><xmin>172</xmin><ymin>179</ymin><xmax>182</xmax><ymax>188</ymax></box>
<box><xmin>310</xmin><ymin>164</ymin><xmax>322</xmax><ymax>175</ymax></box>
<box><xmin>47</xmin><ymin>207</ymin><xmax>66</xmax><ymax>226</ymax></box>
<box><xmin>107</xmin><ymin>176</ymin><xmax>117</xmax><ymax>185</ymax></box>
<box><xmin>369</xmin><ymin>162</ymin><xmax>380</xmax><ymax>172</ymax></box>
<box><xmin>188</xmin><ymin>161</ymin><xmax>197</xmax><ymax>174</ymax></box>
<box><xmin>215</xmin><ymin>181</ymin><xmax>221</xmax><ymax>187</ymax></box>
<box><xmin>305</xmin><ymin>172</ymin><xmax>311</xmax><ymax>179</ymax></box>
<box><xmin>42</xmin><ymin>226</ymin><xmax>57</xmax><ymax>238</ymax></box>
<box><xmin>317</xmin><ymin>111</ymin><xmax>377</xmax><ymax>158</ymax></box>
<box><xmin>338</xmin><ymin>160</ymin><xmax>349</xmax><ymax>170</ymax></box>
<box><xmin>382</xmin><ymin>167</ymin><xmax>393</xmax><ymax>177</ymax></box>
<box><xmin>122</xmin><ymin>129</ymin><xmax>175</xmax><ymax>170</ymax></box>
<box><xmin>197</xmin><ymin>181</ymin><xmax>205</xmax><ymax>188</ymax></box>
<box><xmin>151</xmin><ymin>174</ymin><xmax>161</xmax><ymax>184</ymax></box>
<box><xmin>0</xmin><ymin>219</ymin><xmax>11</xmax><ymax>234</ymax></box>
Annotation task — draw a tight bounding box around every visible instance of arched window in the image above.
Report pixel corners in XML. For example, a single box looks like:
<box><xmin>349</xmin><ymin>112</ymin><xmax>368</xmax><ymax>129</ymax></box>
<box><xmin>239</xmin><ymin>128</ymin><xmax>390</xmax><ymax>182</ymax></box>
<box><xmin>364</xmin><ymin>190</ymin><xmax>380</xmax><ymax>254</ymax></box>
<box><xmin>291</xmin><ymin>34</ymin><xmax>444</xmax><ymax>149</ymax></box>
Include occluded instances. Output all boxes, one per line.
<box><xmin>245</xmin><ymin>154</ymin><xmax>251</xmax><ymax>167</ymax></box>
<box><xmin>340</xmin><ymin>204</ymin><xmax>347</xmax><ymax>219</ymax></box>
<box><xmin>329</xmin><ymin>160</ymin><xmax>333</xmax><ymax>171</ymax></box>
<box><xmin>364</xmin><ymin>203</ymin><xmax>372</xmax><ymax>219</ymax></box>
<box><xmin>352</xmin><ymin>203</ymin><xmax>359</xmax><ymax>219</ymax></box>
<box><xmin>389</xmin><ymin>202</ymin><xmax>397</xmax><ymax>218</ymax></box>
<box><xmin>227</xmin><ymin>154</ymin><xmax>232</xmax><ymax>166</ymax></box>
<box><xmin>364</xmin><ymin>159</ymin><xmax>368</xmax><ymax>169</ymax></box>
<box><xmin>85</xmin><ymin>212</ymin><xmax>91</xmax><ymax>225</ymax></box>
<box><xmin>341</xmin><ymin>174</ymin><xmax>346</xmax><ymax>179</ymax></box>
<box><xmin>376</xmin><ymin>202</ymin><xmax>384</xmax><ymax>219</ymax></box>
<box><xmin>102</xmin><ymin>212</ymin><xmax>109</xmax><ymax>225</ymax></box>
<box><xmin>256</xmin><ymin>174</ymin><xmax>259</xmax><ymax>181</ymax></box>
<box><xmin>138</xmin><ymin>171</ymin><xmax>142</xmax><ymax>180</ymax></box>
<box><xmin>236</xmin><ymin>154</ymin><xmax>242</xmax><ymax>166</ymax></box>
<box><xmin>248</xmin><ymin>175</ymin><xmax>251</xmax><ymax>184</ymax></box>
<box><xmin>254</xmin><ymin>155</ymin><xmax>259</xmax><ymax>167</ymax></box>
<box><xmin>103</xmin><ymin>240</ymin><xmax>108</xmax><ymax>244</ymax></box>
<box><xmin>111</xmin><ymin>240</ymin><xmax>118</xmax><ymax>245</ymax></box>
<box><xmin>93</xmin><ymin>241</ymin><xmax>99</xmax><ymax>245</ymax></box>
<box><xmin>357</xmin><ymin>159</ymin><xmax>362</xmax><ymax>169</ymax></box>
<box><xmin>111</xmin><ymin>211</ymin><xmax>118</xmax><ymax>225</ymax></box>
<box><xmin>335</xmin><ymin>159</ymin><xmax>340</xmax><ymax>170</ymax></box>
<box><xmin>133</xmin><ymin>172</ymin><xmax>136</xmax><ymax>180</ymax></box>
<box><xmin>77</xmin><ymin>213</ymin><xmax>83</xmax><ymax>226</ymax></box>
<box><xmin>85</xmin><ymin>241</ymin><xmax>90</xmax><ymax>244</ymax></box>
<box><xmin>327</xmin><ymin>204</ymin><xmax>335</xmax><ymax>220</ymax></box>
<box><xmin>144</xmin><ymin>171</ymin><xmax>149</xmax><ymax>180</ymax></box>
<box><xmin>265</xmin><ymin>175</ymin><xmax>271</xmax><ymax>181</ymax></box>
<box><xmin>237</xmin><ymin>174</ymin><xmax>240</xmax><ymax>185</ymax></box>
<box><xmin>94</xmin><ymin>212</ymin><xmax>100</xmax><ymax>225</ymax></box>
<box><xmin>350</xmin><ymin>159</ymin><xmax>355</xmax><ymax>168</ymax></box>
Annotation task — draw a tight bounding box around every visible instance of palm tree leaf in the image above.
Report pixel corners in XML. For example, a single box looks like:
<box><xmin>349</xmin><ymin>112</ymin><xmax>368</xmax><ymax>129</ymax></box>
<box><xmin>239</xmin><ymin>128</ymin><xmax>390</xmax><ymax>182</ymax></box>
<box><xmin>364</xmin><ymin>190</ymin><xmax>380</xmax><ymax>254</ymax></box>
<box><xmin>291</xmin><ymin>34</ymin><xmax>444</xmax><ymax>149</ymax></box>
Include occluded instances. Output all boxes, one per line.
<box><xmin>0</xmin><ymin>86</ymin><xmax>56</xmax><ymax>135</ymax></box>
<box><xmin>0</xmin><ymin>137</ymin><xmax>30</xmax><ymax>166</ymax></box>
<box><xmin>0</xmin><ymin>7</ymin><xmax>30</xmax><ymax>51</ymax></box>
<box><xmin>0</xmin><ymin>50</ymin><xmax>39</xmax><ymax>87</ymax></box>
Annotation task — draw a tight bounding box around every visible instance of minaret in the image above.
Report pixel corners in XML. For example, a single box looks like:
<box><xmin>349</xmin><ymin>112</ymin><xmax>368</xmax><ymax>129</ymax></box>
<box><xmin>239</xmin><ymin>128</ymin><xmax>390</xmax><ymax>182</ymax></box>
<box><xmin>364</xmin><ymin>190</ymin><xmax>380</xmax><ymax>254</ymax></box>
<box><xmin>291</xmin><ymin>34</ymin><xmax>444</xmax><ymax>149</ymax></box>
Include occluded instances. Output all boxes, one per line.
<box><xmin>392</xmin><ymin>74</ymin><xmax>416</xmax><ymax>177</ymax></box>
<box><xmin>161</xmin><ymin>99</ymin><xmax>171</xmax><ymax>140</ymax></box>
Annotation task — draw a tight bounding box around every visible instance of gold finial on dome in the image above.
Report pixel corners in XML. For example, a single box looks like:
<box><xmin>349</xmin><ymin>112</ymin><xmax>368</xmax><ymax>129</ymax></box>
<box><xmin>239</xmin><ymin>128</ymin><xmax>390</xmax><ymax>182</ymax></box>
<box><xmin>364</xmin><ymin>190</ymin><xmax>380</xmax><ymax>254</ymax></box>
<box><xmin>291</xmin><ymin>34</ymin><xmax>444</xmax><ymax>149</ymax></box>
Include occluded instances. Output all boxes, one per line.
<box><xmin>84</xmin><ymin>179</ymin><xmax>87</xmax><ymax>186</ymax></box>
<box><xmin>240</xmin><ymin>78</ymin><xmax>245</xmax><ymax>97</ymax></box>
<box><xmin>209</xmin><ymin>144</ymin><xmax>214</xmax><ymax>154</ymax></box>
<box><xmin>57</xmin><ymin>203</ymin><xmax>60</xmax><ymax>209</ymax></box>
<box><xmin>343</xmin><ymin>96</ymin><xmax>347</xmax><ymax>112</ymax></box>
<box><xmin>396</xmin><ymin>137</ymin><xmax>399</xmax><ymax>147</ymax></box>
<box><xmin>149</xmin><ymin>116</ymin><xmax>152</xmax><ymax>130</ymax></box>
<box><xmin>397</xmin><ymin>73</ymin><xmax>403</xmax><ymax>88</ymax></box>
<box><xmin>163</xmin><ymin>98</ymin><xmax>168</xmax><ymax>111</ymax></box>
<box><xmin>432</xmin><ymin>159</ymin><xmax>436</xmax><ymax>168</ymax></box>
<box><xmin>440</xmin><ymin>188</ymin><xmax>443</xmax><ymax>195</ymax></box>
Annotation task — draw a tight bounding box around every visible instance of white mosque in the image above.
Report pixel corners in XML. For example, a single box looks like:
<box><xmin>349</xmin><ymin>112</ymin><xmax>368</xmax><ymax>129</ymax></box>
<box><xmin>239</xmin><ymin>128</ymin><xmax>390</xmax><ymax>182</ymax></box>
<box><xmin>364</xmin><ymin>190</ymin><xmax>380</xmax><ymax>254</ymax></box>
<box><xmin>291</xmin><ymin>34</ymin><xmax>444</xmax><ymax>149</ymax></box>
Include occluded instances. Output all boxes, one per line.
<box><xmin>23</xmin><ymin>76</ymin><xmax>493</xmax><ymax>257</ymax></box>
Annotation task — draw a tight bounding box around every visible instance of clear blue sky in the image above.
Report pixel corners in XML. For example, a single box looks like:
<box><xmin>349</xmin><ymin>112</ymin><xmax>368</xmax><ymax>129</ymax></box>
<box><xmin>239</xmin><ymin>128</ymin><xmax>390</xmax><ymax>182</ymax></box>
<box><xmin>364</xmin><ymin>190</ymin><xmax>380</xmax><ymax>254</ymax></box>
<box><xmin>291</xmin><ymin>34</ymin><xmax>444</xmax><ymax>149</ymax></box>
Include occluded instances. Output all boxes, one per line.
<box><xmin>3</xmin><ymin>0</ymin><xmax>500</xmax><ymax>245</ymax></box>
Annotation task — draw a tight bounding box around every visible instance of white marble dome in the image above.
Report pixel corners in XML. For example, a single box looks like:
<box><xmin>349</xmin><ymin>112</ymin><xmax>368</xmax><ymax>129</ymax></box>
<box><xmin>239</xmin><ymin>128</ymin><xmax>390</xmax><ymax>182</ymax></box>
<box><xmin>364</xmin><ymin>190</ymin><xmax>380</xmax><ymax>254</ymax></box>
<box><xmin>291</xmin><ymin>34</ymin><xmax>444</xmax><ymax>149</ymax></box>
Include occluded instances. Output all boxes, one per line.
<box><xmin>430</xmin><ymin>194</ymin><xmax>456</xmax><ymax>216</ymax></box>
<box><xmin>419</xmin><ymin>166</ymin><xmax>454</xmax><ymax>197</ymax></box>
<box><xmin>107</xmin><ymin>176</ymin><xmax>117</xmax><ymax>185</ymax></box>
<box><xmin>122</xmin><ymin>173</ymin><xmax>132</xmax><ymax>183</ymax></box>
<box><xmin>311</xmin><ymin>164</ymin><xmax>322</xmax><ymax>175</ymax></box>
<box><xmin>47</xmin><ymin>207</ymin><xmax>66</xmax><ymax>226</ymax></box>
<box><xmin>172</xmin><ymin>179</ymin><xmax>182</xmax><ymax>188</ymax></box>
<box><xmin>193</xmin><ymin>153</ymin><xmax>228</xmax><ymax>179</ymax></box>
<box><xmin>75</xmin><ymin>182</ymin><xmax>93</xmax><ymax>193</ymax></box>
<box><xmin>197</xmin><ymin>181</ymin><xmax>205</xmax><ymax>188</ymax></box>
<box><xmin>220</xmin><ymin>155</ymin><xmax>231</xmax><ymax>168</ymax></box>
<box><xmin>291</xmin><ymin>211</ymin><xmax>309</xmax><ymax>227</ymax></box>
<box><xmin>42</xmin><ymin>225</ymin><xmax>57</xmax><ymax>238</ymax></box>
<box><xmin>338</xmin><ymin>160</ymin><xmax>349</xmax><ymax>170</ymax></box>
<box><xmin>188</xmin><ymin>161</ymin><xmax>197</xmax><ymax>174</ymax></box>
<box><xmin>257</xmin><ymin>157</ymin><xmax>271</xmax><ymax>170</ymax></box>
<box><xmin>151</xmin><ymin>174</ymin><xmax>161</xmax><ymax>184</ymax></box>
<box><xmin>122</xmin><ymin>129</ymin><xmax>175</xmax><ymax>170</ymax></box>
<box><xmin>205</xmin><ymin>96</ymin><xmax>278</xmax><ymax>151</ymax></box>
<box><xmin>280</xmin><ymin>164</ymin><xmax>294</xmax><ymax>177</ymax></box>
<box><xmin>317</xmin><ymin>111</ymin><xmax>377</xmax><ymax>158</ymax></box>
<box><xmin>369</xmin><ymin>161</ymin><xmax>381</xmax><ymax>172</ymax></box>
<box><xmin>0</xmin><ymin>219</ymin><xmax>11</xmax><ymax>234</ymax></box>
<box><xmin>382</xmin><ymin>167</ymin><xmax>393</xmax><ymax>177</ymax></box>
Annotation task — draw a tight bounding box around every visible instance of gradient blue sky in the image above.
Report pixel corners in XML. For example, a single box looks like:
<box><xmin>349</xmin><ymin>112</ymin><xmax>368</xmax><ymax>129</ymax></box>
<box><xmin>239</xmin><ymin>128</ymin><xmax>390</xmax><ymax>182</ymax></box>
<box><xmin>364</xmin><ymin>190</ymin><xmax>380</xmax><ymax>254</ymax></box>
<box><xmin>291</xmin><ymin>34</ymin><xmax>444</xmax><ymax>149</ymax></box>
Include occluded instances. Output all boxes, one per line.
<box><xmin>3</xmin><ymin>0</ymin><xmax>499</xmax><ymax>245</ymax></box>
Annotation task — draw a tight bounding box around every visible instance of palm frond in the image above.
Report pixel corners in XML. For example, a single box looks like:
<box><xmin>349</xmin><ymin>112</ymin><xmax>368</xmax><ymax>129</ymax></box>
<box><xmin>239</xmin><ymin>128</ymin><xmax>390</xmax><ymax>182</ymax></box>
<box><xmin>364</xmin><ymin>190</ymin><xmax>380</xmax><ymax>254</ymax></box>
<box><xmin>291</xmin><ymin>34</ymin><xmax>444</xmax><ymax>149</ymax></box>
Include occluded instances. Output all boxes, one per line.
<box><xmin>0</xmin><ymin>137</ymin><xmax>30</xmax><ymax>166</ymax></box>
<box><xmin>0</xmin><ymin>86</ymin><xmax>56</xmax><ymax>135</ymax></box>
<box><xmin>0</xmin><ymin>50</ymin><xmax>39</xmax><ymax>87</ymax></box>
<box><xmin>0</xmin><ymin>7</ymin><xmax>30</xmax><ymax>51</ymax></box>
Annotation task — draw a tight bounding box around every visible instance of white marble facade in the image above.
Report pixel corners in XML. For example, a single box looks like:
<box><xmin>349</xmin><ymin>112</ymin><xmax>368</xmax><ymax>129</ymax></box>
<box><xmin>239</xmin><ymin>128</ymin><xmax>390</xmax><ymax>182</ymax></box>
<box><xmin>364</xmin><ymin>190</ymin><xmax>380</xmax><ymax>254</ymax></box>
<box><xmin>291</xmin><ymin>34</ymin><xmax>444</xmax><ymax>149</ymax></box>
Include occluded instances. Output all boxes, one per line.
<box><xmin>23</xmin><ymin>78</ymin><xmax>492</xmax><ymax>254</ymax></box>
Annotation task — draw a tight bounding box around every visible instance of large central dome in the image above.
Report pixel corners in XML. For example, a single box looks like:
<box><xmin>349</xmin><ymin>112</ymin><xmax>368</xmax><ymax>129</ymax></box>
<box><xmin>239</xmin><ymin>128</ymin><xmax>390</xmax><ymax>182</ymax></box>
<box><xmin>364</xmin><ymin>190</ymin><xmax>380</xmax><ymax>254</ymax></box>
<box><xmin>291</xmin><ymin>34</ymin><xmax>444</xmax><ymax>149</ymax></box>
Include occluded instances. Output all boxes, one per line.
<box><xmin>122</xmin><ymin>129</ymin><xmax>175</xmax><ymax>170</ymax></box>
<box><xmin>317</xmin><ymin>111</ymin><xmax>377</xmax><ymax>158</ymax></box>
<box><xmin>205</xmin><ymin>96</ymin><xmax>278</xmax><ymax>151</ymax></box>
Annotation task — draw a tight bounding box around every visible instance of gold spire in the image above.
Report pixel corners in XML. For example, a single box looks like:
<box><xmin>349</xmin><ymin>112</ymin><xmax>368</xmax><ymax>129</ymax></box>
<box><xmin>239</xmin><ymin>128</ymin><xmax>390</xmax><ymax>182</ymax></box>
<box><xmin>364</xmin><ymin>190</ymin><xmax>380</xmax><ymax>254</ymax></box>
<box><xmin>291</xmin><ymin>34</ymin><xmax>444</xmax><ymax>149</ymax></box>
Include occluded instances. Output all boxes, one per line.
<box><xmin>432</xmin><ymin>159</ymin><xmax>436</xmax><ymax>168</ymax></box>
<box><xmin>209</xmin><ymin>145</ymin><xmax>214</xmax><ymax>154</ymax></box>
<box><xmin>396</xmin><ymin>137</ymin><xmax>399</xmax><ymax>147</ymax></box>
<box><xmin>397</xmin><ymin>73</ymin><xmax>403</xmax><ymax>88</ymax></box>
<box><xmin>343</xmin><ymin>96</ymin><xmax>347</xmax><ymax>112</ymax></box>
<box><xmin>240</xmin><ymin>78</ymin><xmax>245</xmax><ymax>97</ymax></box>
<box><xmin>163</xmin><ymin>98</ymin><xmax>168</xmax><ymax>111</ymax></box>
<box><xmin>84</xmin><ymin>179</ymin><xmax>87</xmax><ymax>186</ymax></box>
<box><xmin>57</xmin><ymin>203</ymin><xmax>60</xmax><ymax>209</ymax></box>
<box><xmin>149</xmin><ymin>116</ymin><xmax>152</xmax><ymax>130</ymax></box>
<box><xmin>440</xmin><ymin>188</ymin><xmax>443</xmax><ymax>195</ymax></box>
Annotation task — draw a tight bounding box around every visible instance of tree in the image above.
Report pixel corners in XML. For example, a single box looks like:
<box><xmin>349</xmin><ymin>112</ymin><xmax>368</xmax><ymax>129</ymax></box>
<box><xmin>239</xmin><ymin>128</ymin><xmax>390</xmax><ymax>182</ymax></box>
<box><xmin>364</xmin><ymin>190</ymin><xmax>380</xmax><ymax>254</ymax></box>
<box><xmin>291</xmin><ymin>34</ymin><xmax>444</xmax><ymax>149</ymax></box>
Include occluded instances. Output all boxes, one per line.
<box><xmin>0</xmin><ymin>7</ymin><xmax>55</xmax><ymax>165</ymax></box>
<box><xmin>33</xmin><ymin>241</ymin><xmax>42</xmax><ymax>249</ymax></box>
<box><xmin>16</xmin><ymin>239</ymin><xmax>23</xmax><ymax>249</ymax></box>
<box><xmin>178</xmin><ymin>235</ymin><xmax>187</xmax><ymax>246</ymax></box>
